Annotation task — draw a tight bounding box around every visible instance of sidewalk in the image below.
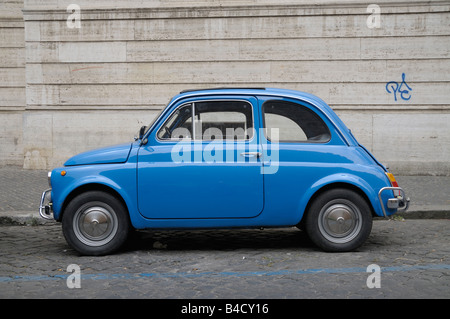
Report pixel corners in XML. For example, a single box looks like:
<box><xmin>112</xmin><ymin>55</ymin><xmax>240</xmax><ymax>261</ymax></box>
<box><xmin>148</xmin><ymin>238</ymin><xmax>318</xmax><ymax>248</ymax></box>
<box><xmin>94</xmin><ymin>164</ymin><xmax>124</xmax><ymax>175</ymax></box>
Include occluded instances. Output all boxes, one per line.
<box><xmin>0</xmin><ymin>166</ymin><xmax>449</xmax><ymax>225</ymax></box>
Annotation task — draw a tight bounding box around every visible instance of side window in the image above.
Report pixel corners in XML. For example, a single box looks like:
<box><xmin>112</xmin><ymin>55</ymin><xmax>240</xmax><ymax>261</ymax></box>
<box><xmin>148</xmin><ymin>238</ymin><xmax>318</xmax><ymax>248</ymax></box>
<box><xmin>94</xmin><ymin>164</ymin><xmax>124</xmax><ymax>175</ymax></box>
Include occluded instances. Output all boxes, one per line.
<box><xmin>157</xmin><ymin>100</ymin><xmax>254</xmax><ymax>141</ymax></box>
<box><xmin>195</xmin><ymin>101</ymin><xmax>253</xmax><ymax>140</ymax></box>
<box><xmin>157</xmin><ymin>103</ymin><xmax>192</xmax><ymax>140</ymax></box>
<box><xmin>263</xmin><ymin>100</ymin><xmax>330</xmax><ymax>143</ymax></box>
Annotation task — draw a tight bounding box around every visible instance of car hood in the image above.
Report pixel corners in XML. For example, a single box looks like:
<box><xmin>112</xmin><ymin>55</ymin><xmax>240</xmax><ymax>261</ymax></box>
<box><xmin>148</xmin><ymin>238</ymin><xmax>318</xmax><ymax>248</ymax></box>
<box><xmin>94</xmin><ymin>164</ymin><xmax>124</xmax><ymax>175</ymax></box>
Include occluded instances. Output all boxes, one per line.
<box><xmin>64</xmin><ymin>143</ymin><xmax>132</xmax><ymax>166</ymax></box>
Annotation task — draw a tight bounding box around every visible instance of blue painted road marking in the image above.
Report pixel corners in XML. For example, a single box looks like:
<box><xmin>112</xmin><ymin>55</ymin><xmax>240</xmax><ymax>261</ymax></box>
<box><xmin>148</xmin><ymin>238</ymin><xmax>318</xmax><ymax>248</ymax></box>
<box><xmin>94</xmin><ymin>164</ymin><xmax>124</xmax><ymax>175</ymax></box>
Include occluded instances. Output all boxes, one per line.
<box><xmin>1</xmin><ymin>263</ymin><xmax>449</xmax><ymax>283</ymax></box>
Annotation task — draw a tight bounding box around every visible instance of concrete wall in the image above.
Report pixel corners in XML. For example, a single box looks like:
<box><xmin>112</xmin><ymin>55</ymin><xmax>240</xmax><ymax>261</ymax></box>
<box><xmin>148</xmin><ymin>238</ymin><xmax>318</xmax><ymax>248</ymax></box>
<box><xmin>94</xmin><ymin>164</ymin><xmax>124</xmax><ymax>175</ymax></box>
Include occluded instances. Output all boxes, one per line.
<box><xmin>1</xmin><ymin>0</ymin><xmax>449</xmax><ymax>175</ymax></box>
<box><xmin>0</xmin><ymin>0</ymin><xmax>25</xmax><ymax>166</ymax></box>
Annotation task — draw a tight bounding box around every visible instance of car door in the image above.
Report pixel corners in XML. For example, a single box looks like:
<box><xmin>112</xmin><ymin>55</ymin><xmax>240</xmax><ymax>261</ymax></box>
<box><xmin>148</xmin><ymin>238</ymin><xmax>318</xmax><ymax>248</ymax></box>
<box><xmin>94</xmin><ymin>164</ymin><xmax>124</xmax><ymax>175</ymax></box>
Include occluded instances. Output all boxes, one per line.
<box><xmin>137</xmin><ymin>96</ymin><xmax>264</xmax><ymax>219</ymax></box>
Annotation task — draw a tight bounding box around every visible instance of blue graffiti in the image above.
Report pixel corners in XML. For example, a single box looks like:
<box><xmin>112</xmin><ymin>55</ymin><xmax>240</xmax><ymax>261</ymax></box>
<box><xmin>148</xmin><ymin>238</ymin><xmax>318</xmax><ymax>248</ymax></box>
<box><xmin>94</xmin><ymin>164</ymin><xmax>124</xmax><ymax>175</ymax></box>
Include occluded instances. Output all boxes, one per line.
<box><xmin>386</xmin><ymin>73</ymin><xmax>412</xmax><ymax>101</ymax></box>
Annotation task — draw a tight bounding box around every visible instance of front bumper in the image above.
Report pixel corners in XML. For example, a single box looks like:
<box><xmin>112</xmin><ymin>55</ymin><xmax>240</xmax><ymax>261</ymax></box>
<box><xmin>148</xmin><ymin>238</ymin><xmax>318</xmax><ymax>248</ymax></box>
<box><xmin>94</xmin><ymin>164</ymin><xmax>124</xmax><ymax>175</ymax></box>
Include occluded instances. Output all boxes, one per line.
<box><xmin>39</xmin><ymin>188</ymin><xmax>53</xmax><ymax>220</ymax></box>
<box><xmin>378</xmin><ymin>187</ymin><xmax>410</xmax><ymax>218</ymax></box>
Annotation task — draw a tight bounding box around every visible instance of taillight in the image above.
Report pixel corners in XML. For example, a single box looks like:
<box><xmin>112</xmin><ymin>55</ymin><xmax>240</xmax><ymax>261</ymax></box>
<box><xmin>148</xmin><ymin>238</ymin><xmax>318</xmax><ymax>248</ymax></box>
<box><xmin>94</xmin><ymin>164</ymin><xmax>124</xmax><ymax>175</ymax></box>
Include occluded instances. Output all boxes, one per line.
<box><xmin>386</xmin><ymin>172</ymin><xmax>400</xmax><ymax>196</ymax></box>
<box><xmin>386</xmin><ymin>173</ymin><xmax>398</xmax><ymax>187</ymax></box>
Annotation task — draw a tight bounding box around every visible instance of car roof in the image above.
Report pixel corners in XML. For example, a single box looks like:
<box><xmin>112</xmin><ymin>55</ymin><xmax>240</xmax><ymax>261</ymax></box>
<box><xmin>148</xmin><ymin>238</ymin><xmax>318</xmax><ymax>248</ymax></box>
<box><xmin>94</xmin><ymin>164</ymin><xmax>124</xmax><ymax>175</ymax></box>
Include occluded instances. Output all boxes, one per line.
<box><xmin>175</xmin><ymin>87</ymin><xmax>328</xmax><ymax>111</ymax></box>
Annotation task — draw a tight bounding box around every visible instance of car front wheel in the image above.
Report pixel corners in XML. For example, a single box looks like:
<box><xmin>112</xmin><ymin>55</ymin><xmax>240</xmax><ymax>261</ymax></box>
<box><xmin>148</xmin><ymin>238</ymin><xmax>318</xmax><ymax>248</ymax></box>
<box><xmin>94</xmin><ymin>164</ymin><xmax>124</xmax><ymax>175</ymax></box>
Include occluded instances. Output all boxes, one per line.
<box><xmin>305</xmin><ymin>188</ymin><xmax>373</xmax><ymax>252</ymax></box>
<box><xmin>62</xmin><ymin>191</ymin><xmax>130</xmax><ymax>256</ymax></box>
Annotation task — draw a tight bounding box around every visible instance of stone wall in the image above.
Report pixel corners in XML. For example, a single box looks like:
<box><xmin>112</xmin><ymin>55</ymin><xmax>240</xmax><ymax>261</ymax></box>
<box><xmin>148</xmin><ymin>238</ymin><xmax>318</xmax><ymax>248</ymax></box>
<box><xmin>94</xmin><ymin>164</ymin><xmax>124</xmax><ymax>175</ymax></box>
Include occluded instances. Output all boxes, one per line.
<box><xmin>0</xmin><ymin>0</ymin><xmax>25</xmax><ymax>166</ymax></box>
<box><xmin>0</xmin><ymin>0</ymin><xmax>449</xmax><ymax>174</ymax></box>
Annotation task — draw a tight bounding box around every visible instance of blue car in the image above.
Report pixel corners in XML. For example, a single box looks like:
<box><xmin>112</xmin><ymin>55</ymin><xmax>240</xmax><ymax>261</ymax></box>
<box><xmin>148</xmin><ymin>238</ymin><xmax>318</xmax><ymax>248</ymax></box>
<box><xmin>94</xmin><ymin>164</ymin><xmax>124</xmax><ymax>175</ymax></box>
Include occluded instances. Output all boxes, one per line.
<box><xmin>40</xmin><ymin>88</ymin><xmax>409</xmax><ymax>255</ymax></box>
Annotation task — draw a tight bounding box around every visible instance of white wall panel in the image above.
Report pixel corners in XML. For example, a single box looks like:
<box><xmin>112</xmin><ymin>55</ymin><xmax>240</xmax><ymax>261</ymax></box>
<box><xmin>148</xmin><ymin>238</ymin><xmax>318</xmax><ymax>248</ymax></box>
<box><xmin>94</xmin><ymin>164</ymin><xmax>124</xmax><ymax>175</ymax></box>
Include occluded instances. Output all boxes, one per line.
<box><xmin>3</xmin><ymin>0</ymin><xmax>447</xmax><ymax>173</ymax></box>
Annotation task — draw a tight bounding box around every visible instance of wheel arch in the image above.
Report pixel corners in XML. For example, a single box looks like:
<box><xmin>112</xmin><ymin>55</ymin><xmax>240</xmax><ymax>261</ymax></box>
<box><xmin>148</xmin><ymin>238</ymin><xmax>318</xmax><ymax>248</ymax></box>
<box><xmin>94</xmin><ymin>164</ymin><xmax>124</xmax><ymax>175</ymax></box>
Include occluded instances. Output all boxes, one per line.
<box><xmin>308</xmin><ymin>182</ymin><xmax>375</xmax><ymax>215</ymax></box>
<box><xmin>58</xmin><ymin>183</ymin><xmax>129</xmax><ymax>222</ymax></box>
<box><xmin>299</xmin><ymin>180</ymin><xmax>377</xmax><ymax>227</ymax></box>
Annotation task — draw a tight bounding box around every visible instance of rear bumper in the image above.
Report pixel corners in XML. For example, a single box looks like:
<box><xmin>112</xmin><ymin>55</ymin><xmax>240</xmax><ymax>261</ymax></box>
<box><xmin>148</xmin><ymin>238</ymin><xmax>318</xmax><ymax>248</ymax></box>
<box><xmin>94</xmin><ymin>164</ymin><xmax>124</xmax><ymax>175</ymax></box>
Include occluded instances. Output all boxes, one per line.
<box><xmin>378</xmin><ymin>186</ymin><xmax>410</xmax><ymax>218</ymax></box>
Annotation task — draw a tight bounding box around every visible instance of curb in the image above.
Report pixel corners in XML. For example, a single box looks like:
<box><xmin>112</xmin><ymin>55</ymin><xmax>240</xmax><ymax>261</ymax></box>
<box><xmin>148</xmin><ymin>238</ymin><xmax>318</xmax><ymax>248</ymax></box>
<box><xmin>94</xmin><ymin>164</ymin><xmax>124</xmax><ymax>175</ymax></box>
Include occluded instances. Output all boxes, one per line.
<box><xmin>397</xmin><ymin>210</ymin><xmax>450</xmax><ymax>220</ymax></box>
<box><xmin>0</xmin><ymin>211</ymin><xmax>56</xmax><ymax>226</ymax></box>
<box><xmin>0</xmin><ymin>210</ymin><xmax>449</xmax><ymax>226</ymax></box>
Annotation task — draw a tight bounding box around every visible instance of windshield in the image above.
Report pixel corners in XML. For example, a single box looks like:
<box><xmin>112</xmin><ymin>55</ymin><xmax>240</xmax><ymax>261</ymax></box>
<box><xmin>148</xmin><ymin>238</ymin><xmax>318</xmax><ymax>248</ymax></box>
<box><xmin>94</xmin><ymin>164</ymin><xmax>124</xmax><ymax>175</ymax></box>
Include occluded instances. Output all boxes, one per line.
<box><xmin>143</xmin><ymin>103</ymin><xmax>170</xmax><ymax>137</ymax></box>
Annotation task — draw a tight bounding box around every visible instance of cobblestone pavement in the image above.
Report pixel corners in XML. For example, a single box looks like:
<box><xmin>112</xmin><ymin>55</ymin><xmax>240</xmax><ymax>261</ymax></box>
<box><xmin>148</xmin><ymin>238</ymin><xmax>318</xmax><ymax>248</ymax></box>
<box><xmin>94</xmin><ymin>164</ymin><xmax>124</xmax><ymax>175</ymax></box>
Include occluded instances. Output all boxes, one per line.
<box><xmin>0</xmin><ymin>167</ymin><xmax>48</xmax><ymax>212</ymax></box>
<box><xmin>0</xmin><ymin>219</ymin><xmax>449</xmax><ymax>299</ymax></box>
<box><xmin>0</xmin><ymin>167</ymin><xmax>449</xmax><ymax>301</ymax></box>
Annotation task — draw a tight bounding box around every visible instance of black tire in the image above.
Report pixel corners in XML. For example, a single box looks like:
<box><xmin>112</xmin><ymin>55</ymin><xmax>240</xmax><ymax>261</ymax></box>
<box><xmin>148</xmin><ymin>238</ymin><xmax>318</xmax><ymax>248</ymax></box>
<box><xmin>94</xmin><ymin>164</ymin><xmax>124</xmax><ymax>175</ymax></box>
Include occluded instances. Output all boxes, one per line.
<box><xmin>62</xmin><ymin>191</ymin><xmax>130</xmax><ymax>256</ymax></box>
<box><xmin>305</xmin><ymin>188</ymin><xmax>373</xmax><ymax>252</ymax></box>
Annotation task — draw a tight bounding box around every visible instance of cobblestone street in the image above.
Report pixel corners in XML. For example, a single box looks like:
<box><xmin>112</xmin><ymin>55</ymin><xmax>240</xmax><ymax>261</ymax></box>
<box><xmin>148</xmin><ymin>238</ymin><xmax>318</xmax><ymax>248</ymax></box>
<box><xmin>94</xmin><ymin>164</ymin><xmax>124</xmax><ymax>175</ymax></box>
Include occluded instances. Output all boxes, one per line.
<box><xmin>0</xmin><ymin>167</ymin><xmax>449</xmax><ymax>301</ymax></box>
<box><xmin>1</xmin><ymin>219</ymin><xmax>449</xmax><ymax>299</ymax></box>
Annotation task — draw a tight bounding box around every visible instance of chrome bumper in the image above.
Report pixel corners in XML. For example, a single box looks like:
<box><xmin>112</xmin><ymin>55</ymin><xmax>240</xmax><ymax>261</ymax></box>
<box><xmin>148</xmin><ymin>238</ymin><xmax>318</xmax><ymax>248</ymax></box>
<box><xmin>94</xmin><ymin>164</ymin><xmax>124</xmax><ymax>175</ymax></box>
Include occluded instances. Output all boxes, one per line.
<box><xmin>39</xmin><ymin>188</ymin><xmax>53</xmax><ymax>220</ymax></box>
<box><xmin>378</xmin><ymin>187</ymin><xmax>410</xmax><ymax>218</ymax></box>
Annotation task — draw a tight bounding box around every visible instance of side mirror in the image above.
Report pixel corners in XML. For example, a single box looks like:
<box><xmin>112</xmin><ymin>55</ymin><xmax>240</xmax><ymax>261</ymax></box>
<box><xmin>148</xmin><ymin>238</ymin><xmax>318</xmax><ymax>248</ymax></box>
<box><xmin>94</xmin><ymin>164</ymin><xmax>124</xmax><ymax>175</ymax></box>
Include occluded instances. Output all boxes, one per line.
<box><xmin>139</xmin><ymin>125</ymin><xmax>147</xmax><ymax>140</ymax></box>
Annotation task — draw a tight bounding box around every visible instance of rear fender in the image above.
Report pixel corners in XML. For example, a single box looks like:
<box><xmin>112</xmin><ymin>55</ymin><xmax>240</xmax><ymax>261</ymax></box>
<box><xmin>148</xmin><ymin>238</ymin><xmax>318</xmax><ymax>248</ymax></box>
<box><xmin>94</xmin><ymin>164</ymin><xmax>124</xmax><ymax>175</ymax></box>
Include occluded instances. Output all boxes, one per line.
<box><xmin>298</xmin><ymin>173</ymin><xmax>384</xmax><ymax>221</ymax></box>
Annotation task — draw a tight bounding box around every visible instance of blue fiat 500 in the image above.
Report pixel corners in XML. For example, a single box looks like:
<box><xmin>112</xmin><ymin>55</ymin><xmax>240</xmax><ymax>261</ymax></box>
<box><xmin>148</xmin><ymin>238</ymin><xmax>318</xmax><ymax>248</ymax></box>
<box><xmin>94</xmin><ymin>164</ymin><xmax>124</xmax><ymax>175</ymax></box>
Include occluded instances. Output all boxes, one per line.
<box><xmin>40</xmin><ymin>88</ymin><xmax>409</xmax><ymax>255</ymax></box>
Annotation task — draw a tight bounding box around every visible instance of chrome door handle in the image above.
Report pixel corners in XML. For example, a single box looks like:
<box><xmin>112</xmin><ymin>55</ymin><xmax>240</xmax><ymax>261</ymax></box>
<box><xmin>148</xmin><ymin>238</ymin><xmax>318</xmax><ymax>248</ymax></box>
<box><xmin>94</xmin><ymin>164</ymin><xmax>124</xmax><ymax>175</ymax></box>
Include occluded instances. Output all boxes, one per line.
<box><xmin>240</xmin><ymin>152</ymin><xmax>262</xmax><ymax>158</ymax></box>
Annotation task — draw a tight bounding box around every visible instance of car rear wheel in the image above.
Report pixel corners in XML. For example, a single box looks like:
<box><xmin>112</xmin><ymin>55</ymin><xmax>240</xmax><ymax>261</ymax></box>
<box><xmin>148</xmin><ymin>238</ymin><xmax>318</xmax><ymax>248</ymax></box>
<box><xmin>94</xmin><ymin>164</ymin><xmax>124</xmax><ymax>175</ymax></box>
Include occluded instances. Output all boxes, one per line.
<box><xmin>305</xmin><ymin>188</ymin><xmax>373</xmax><ymax>252</ymax></box>
<box><xmin>62</xmin><ymin>191</ymin><xmax>130</xmax><ymax>256</ymax></box>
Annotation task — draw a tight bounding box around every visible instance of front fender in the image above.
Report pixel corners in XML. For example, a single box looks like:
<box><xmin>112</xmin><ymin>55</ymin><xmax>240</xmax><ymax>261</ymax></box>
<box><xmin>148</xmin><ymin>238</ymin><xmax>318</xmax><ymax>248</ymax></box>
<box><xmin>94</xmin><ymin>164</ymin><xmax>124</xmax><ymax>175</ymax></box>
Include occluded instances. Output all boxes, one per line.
<box><xmin>50</xmin><ymin>164</ymin><xmax>137</xmax><ymax>221</ymax></box>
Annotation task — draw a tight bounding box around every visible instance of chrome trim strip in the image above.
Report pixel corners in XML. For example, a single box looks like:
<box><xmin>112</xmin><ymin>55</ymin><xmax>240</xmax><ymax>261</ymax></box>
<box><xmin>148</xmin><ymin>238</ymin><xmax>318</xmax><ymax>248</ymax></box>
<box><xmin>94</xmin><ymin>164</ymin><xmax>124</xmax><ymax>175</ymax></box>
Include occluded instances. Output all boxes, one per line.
<box><xmin>192</xmin><ymin>102</ymin><xmax>196</xmax><ymax>140</ymax></box>
<box><xmin>240</xmin><ymin>152</ymin><xmax>262</xmax><ymax>158</ymax></box>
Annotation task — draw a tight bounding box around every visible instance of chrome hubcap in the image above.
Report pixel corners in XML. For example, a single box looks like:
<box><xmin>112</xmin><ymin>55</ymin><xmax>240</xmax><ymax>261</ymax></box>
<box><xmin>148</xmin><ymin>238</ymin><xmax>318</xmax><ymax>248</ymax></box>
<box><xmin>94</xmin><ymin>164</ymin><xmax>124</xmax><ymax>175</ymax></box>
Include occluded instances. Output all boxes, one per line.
<box><xmin>318</xmin><ymin>199</ymin><xmax>362</xmax><ymax>244</ymax></box>
<box><xmin>73</xmin><ymin>203</ymin><xmax>118</xmax><ymax>247</ymax></box>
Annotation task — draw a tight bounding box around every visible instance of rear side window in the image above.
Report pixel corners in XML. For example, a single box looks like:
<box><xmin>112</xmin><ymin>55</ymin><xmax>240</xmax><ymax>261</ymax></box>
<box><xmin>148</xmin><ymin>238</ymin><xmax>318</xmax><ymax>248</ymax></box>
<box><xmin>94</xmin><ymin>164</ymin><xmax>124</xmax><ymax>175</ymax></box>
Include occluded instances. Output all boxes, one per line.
<box><xmin>262</xmin><ymin>100</ymin><xmax>331</xmax><ymax>143</ymax></box>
